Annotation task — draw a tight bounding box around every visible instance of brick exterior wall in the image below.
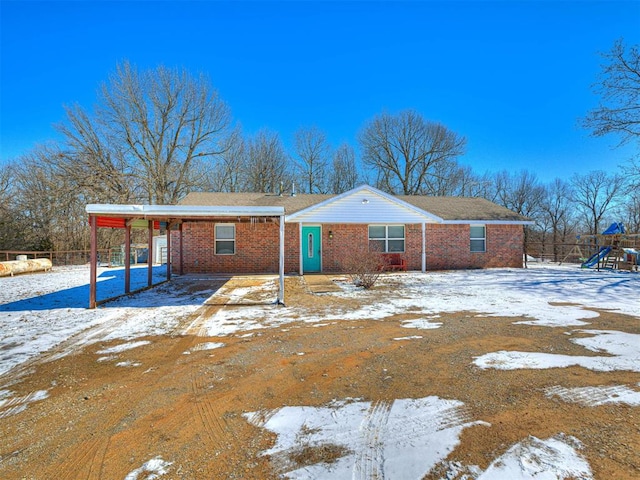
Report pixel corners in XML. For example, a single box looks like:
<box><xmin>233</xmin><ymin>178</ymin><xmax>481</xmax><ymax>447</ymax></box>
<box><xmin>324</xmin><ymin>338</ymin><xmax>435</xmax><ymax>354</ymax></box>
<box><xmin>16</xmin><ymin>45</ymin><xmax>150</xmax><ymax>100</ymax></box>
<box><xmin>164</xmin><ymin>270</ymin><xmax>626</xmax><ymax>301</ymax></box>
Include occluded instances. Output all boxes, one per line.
<box><xmin>425</xmin><ymin>223</ymin><xmax>524</xmax><ymax>270</ymax></box>
<box><xmin>319</xmin><ymin>223</ymin><xmax>423</xmax><ymax>272</ymax></box>
<box><xmin>171</xmin><ymin>221</ymin><xmax>296</xmax><ymax>274</ymax></box>
<box><xmin>171</xmin><ymin>221</ymin><xmax>524</xmax><ymax>274</ymax></box>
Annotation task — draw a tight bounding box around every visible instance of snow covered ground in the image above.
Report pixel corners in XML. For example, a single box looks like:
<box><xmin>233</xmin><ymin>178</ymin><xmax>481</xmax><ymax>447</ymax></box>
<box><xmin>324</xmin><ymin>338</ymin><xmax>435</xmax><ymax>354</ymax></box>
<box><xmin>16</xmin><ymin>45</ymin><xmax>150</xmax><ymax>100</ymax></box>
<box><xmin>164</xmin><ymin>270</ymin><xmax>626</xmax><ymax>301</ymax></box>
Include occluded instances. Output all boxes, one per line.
<box><xmin>1</xmin><ymin>263</ymin><xmax>639</xmax><ymax>479</ymax></box>
<box><xmin>0</xmin><ymin>265</ymin><xmax>213</xmax><ymax>376</ymax></box>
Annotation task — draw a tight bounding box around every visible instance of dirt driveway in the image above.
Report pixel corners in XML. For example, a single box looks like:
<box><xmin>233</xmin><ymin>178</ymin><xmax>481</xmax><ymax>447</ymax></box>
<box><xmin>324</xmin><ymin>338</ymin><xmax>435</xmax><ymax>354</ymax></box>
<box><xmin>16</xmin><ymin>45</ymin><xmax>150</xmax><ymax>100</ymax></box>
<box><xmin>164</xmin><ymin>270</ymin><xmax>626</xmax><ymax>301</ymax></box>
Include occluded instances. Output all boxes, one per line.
<box><xmin>0</xmin><ymin>274</ymin><xmax>638</xmax><ymax>479</ymax></box>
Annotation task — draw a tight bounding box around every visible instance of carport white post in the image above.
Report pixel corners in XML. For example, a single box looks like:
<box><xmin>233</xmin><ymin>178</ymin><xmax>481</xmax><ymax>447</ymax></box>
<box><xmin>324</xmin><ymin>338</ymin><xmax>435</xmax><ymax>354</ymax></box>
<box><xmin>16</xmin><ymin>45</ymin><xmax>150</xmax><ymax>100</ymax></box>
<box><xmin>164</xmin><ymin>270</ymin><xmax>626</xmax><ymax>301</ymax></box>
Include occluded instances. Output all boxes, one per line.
<box><xmin>124</xmin><ymin>220</ymin><xmax>131</xmax><ymax>293</ymax></box>
<box><xmin>90</xmin><ymin>215</ymin><xmax>97</xmax><ymax>308</ymax></box>
<box><xmin>422</xmin><ymin>222</ymin><xmax>426</xmax><ymax>272</ymax></box>
<box><xmin>279</xmin><ymin>214</ymin><xmax>285</xmax><ymax>305</ymax></box>
<box><xmin>148</xmin><ymin>219</ymin><xmax>154</xmax><ymax>287</ymax></box>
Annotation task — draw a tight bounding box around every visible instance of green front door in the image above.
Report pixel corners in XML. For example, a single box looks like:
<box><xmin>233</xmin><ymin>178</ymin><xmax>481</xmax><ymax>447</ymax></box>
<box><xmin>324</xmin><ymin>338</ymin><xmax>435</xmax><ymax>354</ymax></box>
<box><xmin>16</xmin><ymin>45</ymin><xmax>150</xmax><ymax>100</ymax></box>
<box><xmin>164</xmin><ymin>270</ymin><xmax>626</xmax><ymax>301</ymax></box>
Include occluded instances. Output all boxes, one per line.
<box><xmin>302</xmin><ymin>226</ymin><xmax>322</xmax><ymax>272</ymax></box>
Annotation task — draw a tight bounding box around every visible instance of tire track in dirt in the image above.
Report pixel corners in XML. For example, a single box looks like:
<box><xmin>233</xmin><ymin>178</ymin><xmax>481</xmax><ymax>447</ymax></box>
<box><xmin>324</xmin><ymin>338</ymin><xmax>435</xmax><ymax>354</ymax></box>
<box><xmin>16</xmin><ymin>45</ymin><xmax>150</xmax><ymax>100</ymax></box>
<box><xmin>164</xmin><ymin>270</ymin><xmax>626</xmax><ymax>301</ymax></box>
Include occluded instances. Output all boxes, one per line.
<box><xmin>353</xmin><ymin>399</ymin><xmax>392</xmax><ymax>479</ymax></box>
<box><xmin>190</xmin><ymin>372</ymin><xmax>229</xmax><ymax>450</ymax></box>
<box><xmin>56</xmin><ymin>437</ymin><xmax>110</xmax><ymax>480</ymax></box>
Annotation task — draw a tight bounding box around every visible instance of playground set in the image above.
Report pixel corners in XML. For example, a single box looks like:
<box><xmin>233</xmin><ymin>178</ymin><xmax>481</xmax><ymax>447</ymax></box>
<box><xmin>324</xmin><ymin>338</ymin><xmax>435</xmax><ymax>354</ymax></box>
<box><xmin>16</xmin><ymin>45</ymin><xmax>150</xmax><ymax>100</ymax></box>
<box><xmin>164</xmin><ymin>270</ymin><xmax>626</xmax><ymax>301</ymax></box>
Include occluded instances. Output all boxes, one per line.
<box><xmin>567</xmin><ymin>222</ymin><xmax>640</xmax><ymax>272</ymax></box>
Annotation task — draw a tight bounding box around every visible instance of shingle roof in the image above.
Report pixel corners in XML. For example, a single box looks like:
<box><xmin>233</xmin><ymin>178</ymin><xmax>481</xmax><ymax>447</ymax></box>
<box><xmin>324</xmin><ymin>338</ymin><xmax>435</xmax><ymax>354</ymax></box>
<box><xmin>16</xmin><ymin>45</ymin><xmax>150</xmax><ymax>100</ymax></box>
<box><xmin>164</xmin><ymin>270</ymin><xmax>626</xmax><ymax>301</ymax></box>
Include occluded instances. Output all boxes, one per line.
<box><xmin>179</xmin><ymin>190</ymin><xmax>531</xmax><ymax>223</ymax></box>
<box><xmin>179</xmin><ymin>192</ymin><xmax>334</xmax><ymax>215</ymax></box>
<box><xmin>398</xmin><ymin>196</ymin><xmax>530</xmax><ymax>222</ymax></box>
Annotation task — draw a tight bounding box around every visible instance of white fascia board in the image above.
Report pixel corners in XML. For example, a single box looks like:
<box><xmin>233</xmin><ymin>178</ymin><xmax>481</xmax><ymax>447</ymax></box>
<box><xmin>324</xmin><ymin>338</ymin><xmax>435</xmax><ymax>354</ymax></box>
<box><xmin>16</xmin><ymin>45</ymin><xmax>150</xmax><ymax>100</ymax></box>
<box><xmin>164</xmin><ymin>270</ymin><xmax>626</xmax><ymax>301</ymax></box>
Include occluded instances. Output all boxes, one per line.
<box><xmin>86</xmin><ymin>204</ymin><xmax>145</xmax><ymax>215</ymax></box>
<box><xmin>86</xmin><ymin>204</ymin><xmax>284</xmax><ymax>217</ymax></box>
<box><xmin>285</xmin><ymin>184</ymin><xmax>443</xmax><ymax>223</ymax></box>
<box><xmin>143</xmin><ymin>205</ymin><xmax>284</xmax><ymax>217</ymax></box>
<box><xmin>442</xmin><ymin>219</ymin><xmax>535</xmax><ymax>225</ymax></box>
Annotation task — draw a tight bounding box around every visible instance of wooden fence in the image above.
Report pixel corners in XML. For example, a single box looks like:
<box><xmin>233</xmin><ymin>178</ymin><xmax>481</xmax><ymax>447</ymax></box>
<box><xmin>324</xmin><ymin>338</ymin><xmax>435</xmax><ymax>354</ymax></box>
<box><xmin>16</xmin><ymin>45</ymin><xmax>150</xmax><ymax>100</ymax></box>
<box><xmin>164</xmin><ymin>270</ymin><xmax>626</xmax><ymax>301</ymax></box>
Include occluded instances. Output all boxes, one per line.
<box><xmin>0</xmin><ymin>247</ymin><xmax>168</xmax><ymax>267</ymax></box>
<box><xmin>1</xmin><ymin>249</ymin><xmax>109</xmax><ymax>266</ymax></box>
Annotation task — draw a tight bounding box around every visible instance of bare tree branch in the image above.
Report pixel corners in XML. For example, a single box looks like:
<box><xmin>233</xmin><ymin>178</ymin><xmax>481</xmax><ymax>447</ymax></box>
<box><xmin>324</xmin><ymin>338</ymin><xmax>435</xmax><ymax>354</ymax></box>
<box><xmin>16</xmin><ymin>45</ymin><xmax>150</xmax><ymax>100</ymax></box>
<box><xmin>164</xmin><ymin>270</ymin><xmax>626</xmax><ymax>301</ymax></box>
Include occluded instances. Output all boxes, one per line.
<box><xmin>583</xmin><ymin>39</ymin><xmax>640</xmax><ymax>147</ymax></box>
<box><xmin>358</xmin><ymin>110</ymin><xmax>466</xmax><ymax>195</ymax></box>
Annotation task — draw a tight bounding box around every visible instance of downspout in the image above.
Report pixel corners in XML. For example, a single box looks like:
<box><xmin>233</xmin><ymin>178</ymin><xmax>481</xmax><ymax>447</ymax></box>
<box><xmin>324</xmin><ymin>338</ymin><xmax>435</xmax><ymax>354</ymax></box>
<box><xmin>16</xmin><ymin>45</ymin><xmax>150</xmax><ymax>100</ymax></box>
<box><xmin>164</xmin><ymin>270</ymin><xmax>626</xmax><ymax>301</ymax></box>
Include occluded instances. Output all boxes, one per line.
<box><xmin>299</xmin><ymin>223</ymin><xmax>303</xmax><ymax>276</ymax></box>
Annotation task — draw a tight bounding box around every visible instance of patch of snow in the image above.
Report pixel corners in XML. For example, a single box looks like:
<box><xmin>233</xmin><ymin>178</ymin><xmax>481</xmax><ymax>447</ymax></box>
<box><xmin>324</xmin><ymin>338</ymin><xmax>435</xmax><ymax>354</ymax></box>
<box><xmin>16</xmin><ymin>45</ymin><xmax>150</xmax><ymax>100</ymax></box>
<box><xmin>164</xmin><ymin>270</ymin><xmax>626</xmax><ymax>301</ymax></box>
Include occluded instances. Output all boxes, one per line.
<box><xmin>474</xmin><ymin>330</ymin><xmax>640</xmax><ymax>372</ymax></box>
<box><xmin>437</xmin><ymin>460</ymin><xmax>483</xmax><ymax>479</ymax></box>
<box><xmin>0</xmin><ymin>389</ymin><xmax>49</xmax><ymax>418</ymax></box>
<box><xmin>245</xmin><ymin>396</ymin><xmax>488</xmax><ymax>479</ymax></box>
<box><xmin>96</xmin><ymin>355</ymin><xmax>117</xmax><ymax>362</ymax></box>
<box><xmin>96</xmin><ymin>340</ymin><xmax>151</xmax><ymax>354</ymax></box>
<box><xmin>188</xmin><ymin>342</ymin><xmax>225</xmax><ymax>353</ymax></box>
<box><xmin>476</xmin><ymin>434</ymin><xmax>592</xmax><ymax>479</ymax></box>
<box><xmin>124</xmin><ymin>456</ymin><xmax>172</xmax><ymax>479</ymax></box>
<box><xmin>400</xmin><ymin>319</ymin><xmax>442</xmax><ymax>329</ymax></box>
<box><xmin>546</xmin><ymin>384</ymin><xmax>640</xmax><ymax>406</ymax></box>
<box><xmin>436</xmin><ymin>434</ymin><xmax>592</xmax><ymax>480</ymax></box>
<box><xmin>393</xmin><ymin>335</ymin><xmax>423</xmax><ymax>341</ymax></box>
<box><xmin>115</xmin><ymin>361</ymin><xmax>141</xmax><ymax>367</ymax></box>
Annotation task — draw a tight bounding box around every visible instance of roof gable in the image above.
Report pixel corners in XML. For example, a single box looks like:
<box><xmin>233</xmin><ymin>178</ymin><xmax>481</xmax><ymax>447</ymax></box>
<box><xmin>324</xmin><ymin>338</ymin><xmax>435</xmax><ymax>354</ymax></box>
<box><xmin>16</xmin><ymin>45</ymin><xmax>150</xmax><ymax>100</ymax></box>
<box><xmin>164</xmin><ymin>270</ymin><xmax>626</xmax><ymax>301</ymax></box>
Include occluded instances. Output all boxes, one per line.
<box><xmin>286</xmin><ymin>185</ymin><xmax>441</xmax><ymax>223</ymax></box>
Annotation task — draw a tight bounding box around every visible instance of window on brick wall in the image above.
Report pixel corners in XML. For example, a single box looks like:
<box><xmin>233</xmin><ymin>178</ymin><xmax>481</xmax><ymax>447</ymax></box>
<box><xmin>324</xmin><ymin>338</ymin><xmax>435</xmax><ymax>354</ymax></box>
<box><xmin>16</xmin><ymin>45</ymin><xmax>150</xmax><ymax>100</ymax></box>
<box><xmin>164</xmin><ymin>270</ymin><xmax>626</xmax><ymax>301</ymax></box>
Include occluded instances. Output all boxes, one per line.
<box><xmin>215</xmin><ymin>224</ymin><xmax>235</xmax><ymax>255</ymax></box>
<box><xmin>470</xmin><ymin>225</ymin><xmax>486</xmax><ymax>253</ymax></box>
<box><xmin>368</xmin><ymin>225</ymin><xmax>405</xmax><ymax>253</ymax></box>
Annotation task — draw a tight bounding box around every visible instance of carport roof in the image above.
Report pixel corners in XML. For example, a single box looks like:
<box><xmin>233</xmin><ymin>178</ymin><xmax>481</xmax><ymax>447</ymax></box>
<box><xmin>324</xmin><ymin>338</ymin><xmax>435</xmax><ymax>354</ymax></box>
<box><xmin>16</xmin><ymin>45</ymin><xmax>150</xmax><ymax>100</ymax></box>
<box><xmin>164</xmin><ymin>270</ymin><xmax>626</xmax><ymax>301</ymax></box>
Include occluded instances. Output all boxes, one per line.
<box><xmin>86</xmin><ymin>204</ymin><xmax>285</xmax><ymax>220</ymax></box>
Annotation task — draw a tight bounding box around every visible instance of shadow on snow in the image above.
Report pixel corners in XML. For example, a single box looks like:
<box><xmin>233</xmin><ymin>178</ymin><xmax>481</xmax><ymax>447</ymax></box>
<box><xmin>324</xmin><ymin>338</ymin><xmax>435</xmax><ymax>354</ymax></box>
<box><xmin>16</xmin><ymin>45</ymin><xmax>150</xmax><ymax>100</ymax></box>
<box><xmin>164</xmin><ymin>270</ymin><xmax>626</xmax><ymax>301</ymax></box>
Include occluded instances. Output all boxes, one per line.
<box><xmin>0</xmin><ymin>266</ymin><xmax>183</xmax><ymax>312</ymax></box>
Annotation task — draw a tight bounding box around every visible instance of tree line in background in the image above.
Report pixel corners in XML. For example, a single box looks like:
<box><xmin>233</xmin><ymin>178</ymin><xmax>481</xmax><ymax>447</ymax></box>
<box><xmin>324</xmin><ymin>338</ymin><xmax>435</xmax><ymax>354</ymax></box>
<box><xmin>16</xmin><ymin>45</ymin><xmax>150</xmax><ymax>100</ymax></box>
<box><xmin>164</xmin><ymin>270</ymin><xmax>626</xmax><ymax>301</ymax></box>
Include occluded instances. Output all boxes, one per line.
<box><xmin>1</xmin><ymin>40</ymin><xmax>638</xmax><ymax>258</ymax></box>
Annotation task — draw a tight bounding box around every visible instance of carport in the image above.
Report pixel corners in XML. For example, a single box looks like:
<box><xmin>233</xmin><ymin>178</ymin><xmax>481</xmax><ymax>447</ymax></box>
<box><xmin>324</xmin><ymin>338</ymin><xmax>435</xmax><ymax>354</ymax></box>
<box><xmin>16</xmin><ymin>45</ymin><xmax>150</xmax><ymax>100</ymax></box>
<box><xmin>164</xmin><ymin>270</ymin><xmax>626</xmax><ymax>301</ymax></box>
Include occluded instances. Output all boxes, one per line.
<box><xmin>85</xmin><ymin>204</ymin><xmax>286</xmax><ymax>309</ymax></box>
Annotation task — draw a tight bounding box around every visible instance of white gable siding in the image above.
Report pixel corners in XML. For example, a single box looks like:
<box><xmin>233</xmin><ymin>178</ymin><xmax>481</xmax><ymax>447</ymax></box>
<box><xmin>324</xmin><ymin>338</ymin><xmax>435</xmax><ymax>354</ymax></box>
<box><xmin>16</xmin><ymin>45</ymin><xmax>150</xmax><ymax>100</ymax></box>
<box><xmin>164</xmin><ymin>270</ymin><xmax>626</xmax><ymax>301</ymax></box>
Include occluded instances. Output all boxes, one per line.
<box><xmin>288</xmin><ymin>189</ymin><xmax>435</xmax><ymax>224</ymax></box>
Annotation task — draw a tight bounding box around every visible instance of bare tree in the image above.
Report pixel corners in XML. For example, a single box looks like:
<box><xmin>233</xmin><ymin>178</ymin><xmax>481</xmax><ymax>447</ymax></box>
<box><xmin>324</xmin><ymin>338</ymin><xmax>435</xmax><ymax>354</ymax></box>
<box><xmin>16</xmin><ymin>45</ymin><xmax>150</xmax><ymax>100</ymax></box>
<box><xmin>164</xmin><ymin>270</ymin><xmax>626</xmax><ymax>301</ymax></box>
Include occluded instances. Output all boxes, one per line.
<box><xmin>293</xmin><ymin>126</ymin><xmax>329</xmax><ymax>193</ymax></box>
<box><xmin>493</xmin><ymin>170</ymin><xmax>545</xmax><ymax>219</ymax></box>
<box><xmin>622</xmin><ymin>190</ymin><xmax>640</xmax><ymax>232</ymax></box>
<box><xmin>491</xmin><ymin>170</ymin><xmax>545</xmax><ymax>258</ymax></box>
<box><xmin>583</xmin><ymin>39</ymin><xmax>640</xmax><ymax>147</ymax></box>
<box><xmin>56</xmin><ymin>106</ymin><xmax>134</xmax><ymax>203</ymax></box>
<box><xmin>10</xmin><ymin>146</ymin><xmax>89</xmax><ymax>251</ymax></box>
<box><xmin>244</xmin><ymin>130</ymin><xmax>292</xmax><ymax>193</ymax></box>
<box><xmin>0</xmin><ymin>163</ymin><xmax>11</xmax><ymax>211</ymax></box>
<box><xmin>328</xmin><ymin>143</ymin><xmax>359</xmax><ymax>193</ymax></box>
<box><xmin>540</xmin><ymin>178</ymin><xmax>575</xmax><ymax>261</ymax></box>
<box><xmin>423</xmin><ymin>160</ymin><xmax>479</xmax><ymax>196</ymax></box>
<box><xmin>358</xmin><ymin>110</ymin><xmax>466</xmax><ymax>195</ymax></box>
<box><xmin>0</xmin><ymin>162</ymin><xmax>19</xmax><ymax>250</ymax></box>
<box><xmin>57</xmin><ymin>61</ymin><xmax>231</xmax><ymax>204</ymax></box>
<box><xmin>206</xmin><ymin>127</ymin><xmax>247</xmax><ymax>192</ymax></box>
<box><xmin>570</xmin><ymin>170</ymin><xmax>626</xmax><ymax>235</ymax></box>
<box><xmin>623</xmin><ymin>157</ymin><xmax>640</xmax><ymax>191</ymax></box>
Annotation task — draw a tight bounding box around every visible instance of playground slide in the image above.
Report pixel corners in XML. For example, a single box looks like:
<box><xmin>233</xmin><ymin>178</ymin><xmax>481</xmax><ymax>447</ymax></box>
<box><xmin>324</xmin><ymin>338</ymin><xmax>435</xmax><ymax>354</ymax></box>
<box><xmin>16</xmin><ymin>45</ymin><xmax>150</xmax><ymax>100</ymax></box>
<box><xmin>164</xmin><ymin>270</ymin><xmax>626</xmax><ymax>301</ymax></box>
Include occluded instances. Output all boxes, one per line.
<box><xmin>581</xmin><ymin>246</ymin><xmax>612</xmax><ymax>268</ymax></box>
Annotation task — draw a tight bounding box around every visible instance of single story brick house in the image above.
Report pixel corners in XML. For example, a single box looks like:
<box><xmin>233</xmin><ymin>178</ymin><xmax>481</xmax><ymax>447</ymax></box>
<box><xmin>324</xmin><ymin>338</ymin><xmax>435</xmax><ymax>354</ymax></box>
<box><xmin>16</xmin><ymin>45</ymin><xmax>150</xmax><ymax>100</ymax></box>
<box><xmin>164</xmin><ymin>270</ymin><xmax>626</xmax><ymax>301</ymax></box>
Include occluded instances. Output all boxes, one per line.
<box><xmin>173</xmin><ymin>184</ymin><xmax>532</xmax><ymax>275</ymax></box>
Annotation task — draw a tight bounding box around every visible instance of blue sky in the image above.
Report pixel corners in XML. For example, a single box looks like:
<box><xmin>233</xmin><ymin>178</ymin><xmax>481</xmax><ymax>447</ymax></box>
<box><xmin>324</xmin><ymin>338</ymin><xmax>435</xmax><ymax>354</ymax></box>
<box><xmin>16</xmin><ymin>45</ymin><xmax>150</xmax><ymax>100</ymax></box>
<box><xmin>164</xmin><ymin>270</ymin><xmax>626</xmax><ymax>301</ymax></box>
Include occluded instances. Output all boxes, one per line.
<box><xmin>1</xmin><ymin>1</ymin><xmax>639</xmax><ymax>182</ymax></box>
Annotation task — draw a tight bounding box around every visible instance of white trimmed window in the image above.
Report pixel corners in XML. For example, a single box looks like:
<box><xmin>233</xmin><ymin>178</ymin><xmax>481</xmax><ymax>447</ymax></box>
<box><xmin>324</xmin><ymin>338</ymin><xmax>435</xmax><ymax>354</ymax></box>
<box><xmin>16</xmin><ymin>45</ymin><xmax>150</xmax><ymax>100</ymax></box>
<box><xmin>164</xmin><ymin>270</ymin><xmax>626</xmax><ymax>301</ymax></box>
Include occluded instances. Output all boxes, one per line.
<box><xmin>368</xmin><ymin>225</ymin><xmax>405</xmax><ymax>253</ymax></box>
<box><xmin>215</xmin><ymin>224</ymin><xmax>235</xmax><ymax>255</ymax></box>
<box><xmin>470</xmin><ymin>225</ymin><xmax>486</xmax><ymax>253</ymax></box>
